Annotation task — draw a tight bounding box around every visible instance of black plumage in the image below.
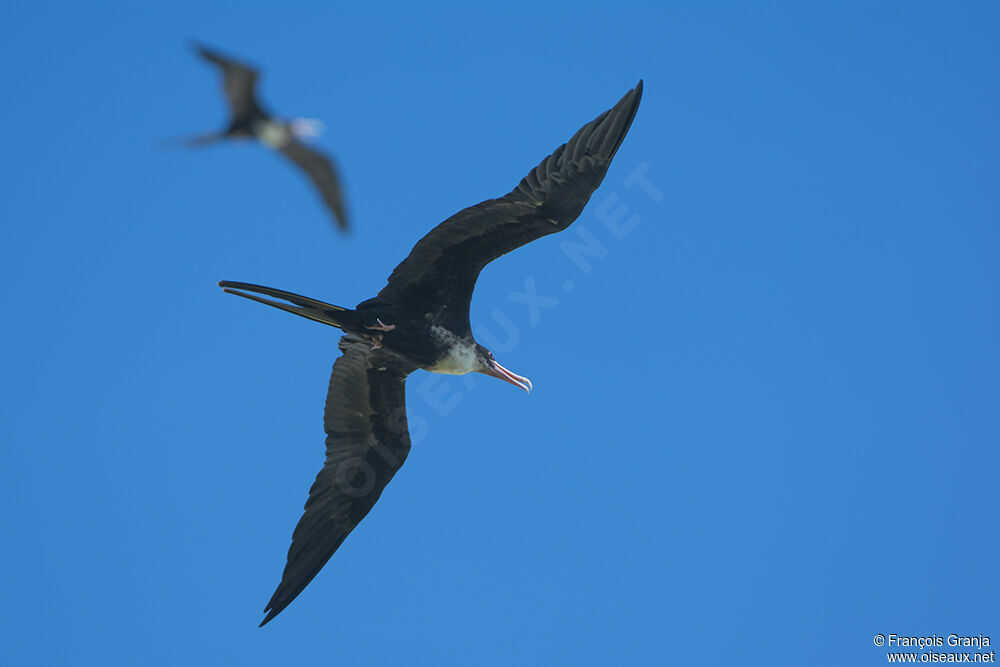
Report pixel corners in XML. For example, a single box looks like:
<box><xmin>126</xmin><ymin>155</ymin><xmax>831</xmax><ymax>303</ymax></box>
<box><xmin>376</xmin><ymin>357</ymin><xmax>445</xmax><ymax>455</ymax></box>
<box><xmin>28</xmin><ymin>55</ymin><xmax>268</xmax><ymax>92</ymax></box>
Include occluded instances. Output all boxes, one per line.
<box><xmin>220</xmin><ymin>81</ymin><xmax>643</xmax><ymax>625</ymax></box>
<box><xmin>184</xmin><ymin>43</ymin><xmax>349</xmax><ymax>230</ymax></box>
<box><xmin>261</xmin><ymin>337</ymin><xmax>415</xmax><ymax>626</ymax></box>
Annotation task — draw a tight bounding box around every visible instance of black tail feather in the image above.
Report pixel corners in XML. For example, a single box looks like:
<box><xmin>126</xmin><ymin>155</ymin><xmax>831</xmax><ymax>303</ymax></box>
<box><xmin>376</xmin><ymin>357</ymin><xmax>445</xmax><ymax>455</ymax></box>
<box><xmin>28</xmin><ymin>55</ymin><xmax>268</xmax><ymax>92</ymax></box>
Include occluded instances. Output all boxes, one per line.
<box><xmin>218</xmin><ymin>281</ymin><xmax>347</xmax><ymax>329</ymax></box>
<box><xmin>159</xmin><ymin>131</ymin><xmax>226</xmax><ymax>149</ymax></box>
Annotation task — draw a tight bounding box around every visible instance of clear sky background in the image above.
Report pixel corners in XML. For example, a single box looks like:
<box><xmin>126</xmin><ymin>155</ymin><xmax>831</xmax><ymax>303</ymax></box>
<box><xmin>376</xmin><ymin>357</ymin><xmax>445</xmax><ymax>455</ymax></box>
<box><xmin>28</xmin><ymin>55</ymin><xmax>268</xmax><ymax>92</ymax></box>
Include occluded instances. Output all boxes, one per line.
<box><xmin>2</xmin><ymin>2</ymin><xmax>997</xmax><ymax>665</ymax></box>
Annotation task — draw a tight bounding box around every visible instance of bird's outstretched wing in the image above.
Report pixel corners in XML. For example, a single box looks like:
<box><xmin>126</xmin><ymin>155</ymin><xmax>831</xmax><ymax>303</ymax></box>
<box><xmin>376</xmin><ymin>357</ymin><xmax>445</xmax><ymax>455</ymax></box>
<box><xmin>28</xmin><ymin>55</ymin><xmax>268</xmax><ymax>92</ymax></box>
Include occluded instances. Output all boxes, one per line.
<box><xmin>368</xmin><ymin>81</ymin><xmax>643</xmax><ymax>332</ymax></box>
<box><xmin>279</xmin><ymin>141</ymin><xmax>350</xmax><ymax>231</ymax></box>
<box><xmin>260</xmin><ymin>336</ymin><xmax>416</xmax><ymax>625</ymax></box>
<box><xmin>194</xmin><ymin>42</ymin><xmax>264</xmax><ymax>119</ymax></box>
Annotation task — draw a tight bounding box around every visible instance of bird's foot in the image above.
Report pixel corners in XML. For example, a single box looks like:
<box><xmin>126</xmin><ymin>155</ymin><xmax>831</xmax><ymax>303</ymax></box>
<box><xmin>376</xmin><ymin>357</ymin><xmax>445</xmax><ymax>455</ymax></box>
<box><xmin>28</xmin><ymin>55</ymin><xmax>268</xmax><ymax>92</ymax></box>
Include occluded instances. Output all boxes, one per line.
<box><xmin>366</xmin><ymin>318</ymin><xmax>397</xmax><ymax>332</ymax></box>
<box><xmin>370</xmin><ymin>335</ymin><xmax>384</xmax><ymax>351</ymax></box>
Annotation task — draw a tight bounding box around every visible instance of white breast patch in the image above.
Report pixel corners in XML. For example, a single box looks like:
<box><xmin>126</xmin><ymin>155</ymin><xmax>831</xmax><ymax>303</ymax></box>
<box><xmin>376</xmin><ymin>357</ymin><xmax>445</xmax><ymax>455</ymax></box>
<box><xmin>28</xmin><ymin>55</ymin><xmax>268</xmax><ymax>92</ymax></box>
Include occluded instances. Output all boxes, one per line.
<box><xmin>255</xmin><ymin>120</ymin><xmax>292</xmax><ymax>149</ymax></box>
<box><xmin>428</xmin><ymin>326</ymin><xmax>479</xmax><ymax>375</ymax></box>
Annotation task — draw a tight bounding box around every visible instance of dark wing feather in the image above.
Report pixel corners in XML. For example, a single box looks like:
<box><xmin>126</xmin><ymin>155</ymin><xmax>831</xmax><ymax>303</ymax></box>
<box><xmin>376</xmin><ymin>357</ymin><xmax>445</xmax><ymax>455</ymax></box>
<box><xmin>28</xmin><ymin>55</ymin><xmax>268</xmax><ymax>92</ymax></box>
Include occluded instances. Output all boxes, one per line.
<box><xmin>279</xmin><ymin>141</ymin><xmax>350</xmax><ymax>231</ymax></box>
<box><xmin>260</xmin><ymin>337</ymin><xmax>416</xmax><ymax>625</ymax></box>
<box><xmin>194</xmin><ymin>43</ymin><xmax>264</xmax><ymax>119</ymax></box>
<box><xmin>368</xmin><ymin>81</ymin><xmax>643</xmax><ymax>331</ymax></box>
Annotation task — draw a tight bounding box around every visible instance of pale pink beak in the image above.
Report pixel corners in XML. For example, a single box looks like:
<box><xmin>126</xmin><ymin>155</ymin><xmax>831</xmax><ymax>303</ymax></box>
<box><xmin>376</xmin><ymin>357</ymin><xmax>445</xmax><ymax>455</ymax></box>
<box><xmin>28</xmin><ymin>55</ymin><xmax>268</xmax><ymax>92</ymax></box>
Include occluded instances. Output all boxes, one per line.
<box><xmin>484</xmin><ymin>359</ymin><xmax>533</xmax><ymax>393</ymax></box>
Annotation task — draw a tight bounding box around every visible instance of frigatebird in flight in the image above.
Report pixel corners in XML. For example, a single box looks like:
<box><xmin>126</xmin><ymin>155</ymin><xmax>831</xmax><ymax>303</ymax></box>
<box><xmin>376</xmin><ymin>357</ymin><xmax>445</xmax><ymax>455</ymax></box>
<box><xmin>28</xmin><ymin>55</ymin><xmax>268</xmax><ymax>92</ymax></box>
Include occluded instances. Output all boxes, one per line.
<box><xmin>180</xmin><ymin>43</ymin><xmax>349</xmax><ymax>230</ymax></box>
<box><xmin>220</xmin><ymin>81</ymin><xmax>643</xmax><ymax>625</ymax></box>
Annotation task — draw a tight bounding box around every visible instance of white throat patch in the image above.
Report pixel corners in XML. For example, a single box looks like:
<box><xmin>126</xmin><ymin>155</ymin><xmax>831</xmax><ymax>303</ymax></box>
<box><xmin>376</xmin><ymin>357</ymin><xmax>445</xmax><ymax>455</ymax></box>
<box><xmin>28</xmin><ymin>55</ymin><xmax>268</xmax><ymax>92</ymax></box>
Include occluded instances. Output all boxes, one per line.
<box><xmin>428</xmin><ymin>326</ymin><xmax>479</xmax><ymax>375</ymax></box>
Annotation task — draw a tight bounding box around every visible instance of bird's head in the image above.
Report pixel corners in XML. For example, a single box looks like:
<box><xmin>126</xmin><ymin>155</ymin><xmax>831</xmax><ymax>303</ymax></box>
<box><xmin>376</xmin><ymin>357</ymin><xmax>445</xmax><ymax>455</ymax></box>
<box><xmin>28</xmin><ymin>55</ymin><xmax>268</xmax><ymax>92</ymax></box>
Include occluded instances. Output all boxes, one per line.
<box><xmin>288</xmin><ymin>117</ymin><xmax>325</xmax><ymax>142</ymax></box>
<box><xmin>475</xmin><ymin>344</ymin><xmax>532</xmax><ymax>393</ymax></box>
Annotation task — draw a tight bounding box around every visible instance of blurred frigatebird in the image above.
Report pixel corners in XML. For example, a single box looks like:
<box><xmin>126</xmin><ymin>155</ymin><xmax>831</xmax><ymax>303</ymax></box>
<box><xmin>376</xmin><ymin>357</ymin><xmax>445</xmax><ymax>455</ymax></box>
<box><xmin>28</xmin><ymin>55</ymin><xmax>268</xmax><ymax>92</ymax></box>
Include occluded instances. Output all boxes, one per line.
<box><xmin>176</xmin><ymin>43</ymin><xmax>349</xmax><ymax>230</ymax></box>
<box><xmin>219</xmin><ymin>81</ymin><xmax>643</xmax><ymax>625</ymax></box>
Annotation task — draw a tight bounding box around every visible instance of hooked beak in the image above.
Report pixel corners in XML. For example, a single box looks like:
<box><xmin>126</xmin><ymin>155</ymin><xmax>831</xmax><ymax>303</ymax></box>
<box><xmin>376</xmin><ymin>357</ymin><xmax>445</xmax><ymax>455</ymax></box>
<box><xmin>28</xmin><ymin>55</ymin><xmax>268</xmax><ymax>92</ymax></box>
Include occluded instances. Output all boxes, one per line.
<box><xmin>484</xmin><ymin>358</ymin><xmax>533</xmax><ymax>394</ymax></box>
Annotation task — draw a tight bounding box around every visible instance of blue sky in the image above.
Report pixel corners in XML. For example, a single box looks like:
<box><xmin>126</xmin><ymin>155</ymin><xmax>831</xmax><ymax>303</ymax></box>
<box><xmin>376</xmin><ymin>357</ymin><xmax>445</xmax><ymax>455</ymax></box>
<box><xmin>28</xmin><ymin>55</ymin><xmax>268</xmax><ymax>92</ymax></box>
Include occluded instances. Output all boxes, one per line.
<box><xmin>2</xmin><ymin>1</ymin><xmax>998</xmax><ymax>665</ymax></box>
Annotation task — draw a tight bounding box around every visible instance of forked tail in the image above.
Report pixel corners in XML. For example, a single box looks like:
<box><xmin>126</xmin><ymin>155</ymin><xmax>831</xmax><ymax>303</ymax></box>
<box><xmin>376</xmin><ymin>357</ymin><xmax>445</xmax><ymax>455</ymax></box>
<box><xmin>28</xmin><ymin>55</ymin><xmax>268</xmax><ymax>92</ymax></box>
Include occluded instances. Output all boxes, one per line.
<box><xmin>159</xmin><ymin>131</ymin><xmax>226</xmax><ymax>149</ymax></box>
<box><xmin>218</xmin><ymin>281</ymin><xmax>348</xmax><ymax>328</ymax></box>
